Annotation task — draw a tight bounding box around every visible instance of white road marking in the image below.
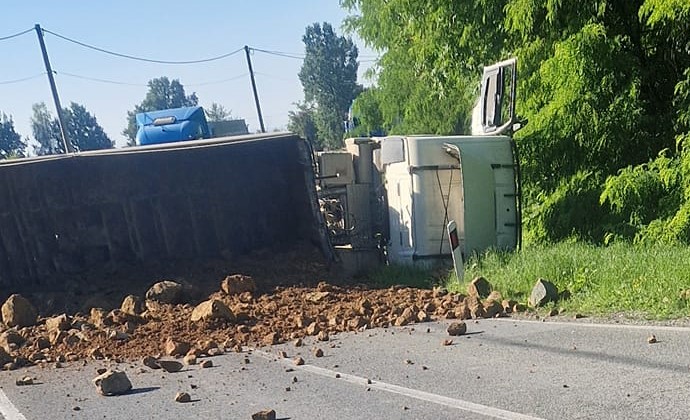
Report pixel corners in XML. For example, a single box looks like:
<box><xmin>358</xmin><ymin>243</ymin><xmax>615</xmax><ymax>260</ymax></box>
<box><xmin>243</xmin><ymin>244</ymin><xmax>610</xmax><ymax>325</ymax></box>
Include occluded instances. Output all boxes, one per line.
<box><xmin>0</xmin><ymin>388</ymin><xmax>27</xmax><ymax>420</ymax></box>
<box><xmin>492</xmin><ymin>317</ymin><xmax>690</xmax><ymax>332</ymax></box>
<box><xmin>254</xmin><ymin>349</ymin><xmax>545</xmax><ymax>420</ymax></box>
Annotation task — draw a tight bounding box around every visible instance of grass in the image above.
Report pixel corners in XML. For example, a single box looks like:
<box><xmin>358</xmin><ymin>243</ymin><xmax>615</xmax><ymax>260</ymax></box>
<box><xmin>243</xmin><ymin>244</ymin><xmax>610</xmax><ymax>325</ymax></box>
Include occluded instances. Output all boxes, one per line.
<box><xmin>443</xmin><ymin>241</ymin><xmax>690</xmax><ymax>320</ymax></box>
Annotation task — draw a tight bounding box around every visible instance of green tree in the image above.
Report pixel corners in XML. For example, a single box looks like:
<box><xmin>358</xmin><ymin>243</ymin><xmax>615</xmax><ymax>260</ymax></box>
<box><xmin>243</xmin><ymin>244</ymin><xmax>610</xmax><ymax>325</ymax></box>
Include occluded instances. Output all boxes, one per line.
<box><xmin>0</xmin><ymin>113</ymin><xmax>25</xmax><ymax>159</ymax></box>
<box><xmin>298</xmin><ymin>22</ymin><xmax>361</xmax><ymax>149</ymax></box>
<box><xmin>205</xmin><ymin>103</ymin><xmax>236</xmax><ymax>122</ymax></box>
<box><xmin>31</xmin><ymin>102</ymin><xmax>62</xmax><ymax>156</ymax></box>
<box><xmin>123</xmin><ymin>77</ymin><xmax>198</xmax><ymax>146</ymax></box>
<box><xmin>288</xmin><ymin>101</ymin><xmax>319</xmax><ymax>148</ymax></box>
<box><xmin>31</xmin><ymin>102</ymin><xmax>113</xmax><ymax>155</ymax></box>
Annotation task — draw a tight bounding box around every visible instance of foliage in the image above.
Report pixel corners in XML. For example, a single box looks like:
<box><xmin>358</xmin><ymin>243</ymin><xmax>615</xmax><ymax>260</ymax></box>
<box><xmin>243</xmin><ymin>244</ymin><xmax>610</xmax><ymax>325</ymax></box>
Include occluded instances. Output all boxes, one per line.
<box><xmin>0</xmin><ymin>113</ymin><xmax>26</xmax><ymax>159</ymax></box>
<box><xmin>205</xmin><ymin>103</ymin><xmax>235</xmax><ymax>122</ymax></box>
<box><xmin>288</xmin><ymin>102</ymin><xmax>319</xmax><ymax>149</ymax></box>
<box><xmin>526</xmin><ymin>171</ymin><xmax>607</xmax><ymax>243</ymax></box>
<box><xmin>343</xmin><ymin>0</ymin><xmax>690</xmax><ymax>244</ymax></box>
<box><xmin>31</xmin><ymin>102</ymin><xmax>112</xmax><ymax>155</ymax></box>
<box><xmin>123</xmin><ymin>77</ymin><xmax>198</xmax><ymax>146</ymax></box>
<box><xmin>297</xmin><ymin>22</ymin><xmax>361</xmax><ymax>149</ymax></box>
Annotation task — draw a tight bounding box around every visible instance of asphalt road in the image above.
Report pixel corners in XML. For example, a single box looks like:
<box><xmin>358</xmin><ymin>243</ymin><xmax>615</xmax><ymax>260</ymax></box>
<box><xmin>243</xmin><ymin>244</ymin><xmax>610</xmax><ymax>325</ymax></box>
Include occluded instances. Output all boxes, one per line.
<box><xmin>0</xmin><ymin>317</ymin><xmax>689</xmax><ymax>419</ymax></box>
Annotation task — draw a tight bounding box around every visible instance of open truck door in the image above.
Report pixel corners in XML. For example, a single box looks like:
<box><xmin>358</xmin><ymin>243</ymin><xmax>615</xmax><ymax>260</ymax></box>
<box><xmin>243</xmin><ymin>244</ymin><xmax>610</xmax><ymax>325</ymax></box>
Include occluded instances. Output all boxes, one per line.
<box><xmin>472</xmin><ymin>58</ymin><xmax>518</xmax><ymax>136</ymax></box>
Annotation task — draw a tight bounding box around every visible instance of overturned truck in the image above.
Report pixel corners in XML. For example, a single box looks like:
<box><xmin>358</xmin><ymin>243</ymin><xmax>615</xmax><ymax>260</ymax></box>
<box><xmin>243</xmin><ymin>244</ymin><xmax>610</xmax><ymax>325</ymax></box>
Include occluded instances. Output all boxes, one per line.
<box><xmin>0</xmin><ymin>134</ymin><xmax>332</xmax><ymax>307</ymax></box>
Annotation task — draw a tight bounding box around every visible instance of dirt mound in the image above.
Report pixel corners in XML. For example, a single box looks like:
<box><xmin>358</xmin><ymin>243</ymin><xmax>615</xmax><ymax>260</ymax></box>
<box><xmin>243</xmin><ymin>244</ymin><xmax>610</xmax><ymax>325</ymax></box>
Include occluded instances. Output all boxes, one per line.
<box><xmin>0</xmin><ymin>280</ymin><xmax>519</xmax><ymax>369</ymax></box>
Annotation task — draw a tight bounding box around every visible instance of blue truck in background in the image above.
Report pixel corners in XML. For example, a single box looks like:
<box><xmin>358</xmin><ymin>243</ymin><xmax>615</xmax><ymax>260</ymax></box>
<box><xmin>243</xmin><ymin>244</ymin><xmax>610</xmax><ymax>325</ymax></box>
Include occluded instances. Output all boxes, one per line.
<box><xmin>136</xmin><ymin>106</ymin><xmax>248</xmax><ymax>145</ymax></box>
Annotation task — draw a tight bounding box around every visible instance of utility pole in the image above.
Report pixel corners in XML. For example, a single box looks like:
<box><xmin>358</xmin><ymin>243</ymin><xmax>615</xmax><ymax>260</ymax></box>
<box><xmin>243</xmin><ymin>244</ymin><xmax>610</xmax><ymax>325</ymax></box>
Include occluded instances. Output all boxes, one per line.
<box><xmin>35</xmin><ymin>24</ymin><xmax>73</xmax><ymax>153</ymax></box>
<box><xmin>244</xmin><ymin>46</ymin><xmax>266</xmax><ymax>133</ymax></box>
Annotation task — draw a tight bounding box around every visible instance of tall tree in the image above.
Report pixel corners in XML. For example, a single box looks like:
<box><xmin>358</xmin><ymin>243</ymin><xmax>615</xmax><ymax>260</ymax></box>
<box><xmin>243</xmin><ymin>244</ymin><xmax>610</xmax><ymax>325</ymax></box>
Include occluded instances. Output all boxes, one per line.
<box><xmin>0</xmin><ymin>113</ymin><xmax>25</xmax><ymax>159</ymax></box>
<box><xmin>288</xmin><ymin>102</ymin><xmax>319</xmax><ymax>149</ymax></box>
<box><xmin>123</xmin><ymin>77</ymin><xmax>198</xmax><ymax>145</ymax></box>
<box><xmin>298</xmin><ymin>22</ymin><xmax>361</xmax><ymax>149</ymax></box>
<box><xmin>31</xmin><ymin>102</ymin><xmax>62</xmax><ymax>156</ymax></box>
<box><xmin>31</xmin><ymin>102</ymin><xmax>113</xmax><ymax>155</ymax></box>
<box><xmin>205</xmin><ymin>103</ymin><xmax>235</xmax><ymax>122</ymax></box>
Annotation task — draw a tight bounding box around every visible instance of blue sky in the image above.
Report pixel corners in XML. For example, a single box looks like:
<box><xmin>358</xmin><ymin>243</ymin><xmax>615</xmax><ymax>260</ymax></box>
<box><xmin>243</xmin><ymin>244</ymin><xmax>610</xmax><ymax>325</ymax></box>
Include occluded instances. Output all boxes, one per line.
<box><xmin>0</xmin><ymin>1</ymin><xmax>376</xmax><ymax>147</ymax></box>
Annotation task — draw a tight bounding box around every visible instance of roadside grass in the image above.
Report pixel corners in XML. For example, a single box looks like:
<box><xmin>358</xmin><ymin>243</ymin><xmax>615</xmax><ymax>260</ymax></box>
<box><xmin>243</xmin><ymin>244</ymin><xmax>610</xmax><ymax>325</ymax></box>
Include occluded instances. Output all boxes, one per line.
<box><xmin>366</xmin><ymin>264</ymin><xmax>439</xmax><ymax>289</ymax></box>
<box><xmin>445</xmin><ymin>241</ymin><xmax>690</xmax><ymax>319</ymax></box>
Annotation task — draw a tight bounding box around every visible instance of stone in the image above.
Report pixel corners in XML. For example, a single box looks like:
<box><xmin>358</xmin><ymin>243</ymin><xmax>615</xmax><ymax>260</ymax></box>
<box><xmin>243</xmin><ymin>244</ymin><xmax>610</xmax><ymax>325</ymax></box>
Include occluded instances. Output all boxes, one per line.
<box><xmin>1</xmin><ymin>294</ymin><xmax>38</xmax><ymax>328</ymax></box>
<box><xmin>190</xmin><ymin>299</ymin><xmax>235</xmax><ymax>323</ymax></box>
<box><xmin>16</xmin><ymin>376</ymin><xmax>34</xmax><ymax>386</ymax></box>
<box><xmin>88</xmin><ymin>348</ymin><xmax>105</xmax><ymax>360</ymax></box>
<box><xmin>208</xmin><ymin>347</ymin><xmax>223</xmax><ymax>356</ymax></box>
<box><xmin>482</xmin><ymin>300</ymin><xmax>504</xmax><ymax>318</ymax></box>
<box><xmin>293</xmin><ymin>357</ymin><xmax>305</xmax><ymax>366</ymax></box>
<box><xmin>183</xmin><ymin>354</ymin><xmax>197</xmax><ymax>365</ymax></box>
<box><xmin>220</xmin><ymin>274</ymin><xmax>256</xmax><ymax>295</ymax></box>
<box><xmin>306</xmin><ymin>322</ymin><xmax>320</xmax><ymax>336</ymax></box>
<box><xmin>252</xmin><ymin>409</ymin><xmax>277</xmax><ymax>420</ymax></box>
<box><xmin>93</xmin><ymin>370</ymin><xmax>132</xmax><ymax>396</ymax></box>
<box><xmin>486</xmin><ymin>291</ymin><xmax>502</xmax><ymax>303</ymax></box>
<box><xmin>467</xmin><ymin>277</ymin><xmax>492</xmax><ymax>299</ymax></box>
<box><xmin>142</xmin><ymin>356</ymin><xmax>160</xmax><ymax>369</ymax></box>
<box><xmin>175</xmin><ymin>392</ymin><xmax>191</xmax><ymax>403</ymax></box>
<box><xmin>447</xmin><ymin>322</ymin><xmax>467</xmax><ymax>336</ymax></box>
<box><xmin>157</xmin><ymin>360</ymin><xmax>183</xmax><ymax>373</ymax></box>
<box><xmin>442</xmin><ymin>339</ymin><xmax>453</xmax><ymax>346</ymax></box>
<box><xmin>145</xmin><ymin>281</ymin><xmax>183</xmax><ymax>304</ymax></box>
<box><xmin>89</xmin><ymin>308</ymin><xmax>110</xmax><ymax>328</ymax></box>
<box><xmin>200</xmin><ymin>360</ymin><xmax>213</xmax><ymax>368</ymax></box>
<box><xmin>312</xmin><ymin>348</ymin><xmax>324</xmax><ymax>357</ymax></box>
<box><xmin>263</xmin><ymin>332</ymin><xmax>281</xmax><ymax>346</ymax></box>
<box><xmin>0</xmin><ymin>330</ymin><xmax>25</xmax><ymax>353</ymax></box>
<box><xmin>529</xmin><ymin>279</ymin><xmax>559</xmax><ymax>307</ymax></box>
<box><xmin>164</xmin><ymin>338</ymin><xmax>190</xmax><ymax>357</ymax></box>
<box><xmin>647</xmin><ymin>335</ymin><xmax>657</xmax><ymax>344</ymax></box>
<box><xmin>317</xmin><ymin>331</ymin><xmax>329</xmax><ymax>342</ymax></box>
<box><xmin>466</xmin><ymin>296</ymin><xmax>484</xmax><ymax>319</ymax></box>
<box><xmin>120</xmin><ymin>295</ymin><xmax>144</xmax><ymax>316</ymax></box>
<box><xmin>197</xmin><ymin>339</ymin><xmax>219</xmax><ymax>354</ymax></box>
<box><xmin>294</xmin><ymin>338</ymin><xmax>303</xmax><ymax>347</ymax></box>
<box><xmin>45</xmin><ymin>314</ymin><xmax>71</xmax><ymax>332</ymax></box>
<box><xmin>36</xmin><ymin>337</ymin><xmax>50</xmax><ymax>350</ymax></box>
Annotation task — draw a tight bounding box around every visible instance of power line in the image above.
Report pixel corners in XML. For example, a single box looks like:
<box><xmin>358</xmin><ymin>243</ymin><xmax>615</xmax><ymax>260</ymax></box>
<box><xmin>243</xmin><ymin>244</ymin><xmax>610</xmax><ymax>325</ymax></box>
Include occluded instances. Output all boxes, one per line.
<box><xmin>251</xmin><ymin>47</ymin><xmax>305</xmax><ymax>60</ymax></box>
<box><xmin>187</xmin><ymin>73</ymin><xmax>248</xmax><ymax>86</ymax></box>
<box><xmin>42</xmin><ymin>28</ymin><xmax>244</xmax><ymax>64</ymax></box>
<box><xmin>56</xmin><ymin>70</ymin><xmax>248</xmax><ymax>87</ymax></box>
<box><xmin>0</xmin><ymin>28</ymin><xmax>33</xmax><ymax>42</ymax></box>
<box><xmin>0</xmin><ymin>72</ymin><xmax>47</xmax><ymax>85</ymax></box>
<box><xmin>58</xmin><ymin>71</ymin><xmax>146</xmax><ymax>86</ymax></box>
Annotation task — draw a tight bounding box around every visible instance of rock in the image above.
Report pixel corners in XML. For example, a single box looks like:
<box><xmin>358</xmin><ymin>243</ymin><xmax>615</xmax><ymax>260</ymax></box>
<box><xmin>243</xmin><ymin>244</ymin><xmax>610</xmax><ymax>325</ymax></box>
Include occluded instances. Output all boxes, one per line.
<box><xmin>16</xmin><ymin>376</ymin><xmax>34</xmax><ymax>386</ymax></box>
<box><xmin>200</xmin><ymin>360</ymin><xmax>213</xmax><ymax>368</ymax></box>
<box><xmin>220</xmin><ymin>274</ymin><xmax>256</xmax><ymax>295</ymax></box>
<box><xmin>486</xmin><ymin>291</ymin><xmax>502</xmax><ymax>302</ymax></box>
<box><xmin>145</xmin><ymin>281</ymin><xmax>183</xmax><ymax>304</ymax></box>
<box><xmin>442</xmin><ymin>339</ymin><xmax>453</xmax><ymax>346</ymax></box>
<box><xmin>317</xmin><ymin>331</ymin><xmax>329</xmax><ymax>342</ymax></box>
<box><xmin>252</xmin><ymin>409</ymin><xmax>277</xmax><ymax>420</ymax></box>
<box><xmin>312</xmin><ymin>348</ymin><xmax>324</xmax><ymax>357</ymax></box>
<box><xmin>175</xmin><ymin>392</ymin><xmax>191</xmax><ymax>403</ymax></box>
<box><xmin>88</xmin><ymin>347</ymin><xmax>104</xmax><ymax>360</ymax></box>
<box><xmin>466</xmin><ymin>296</ymin><xmax>484</xmax><ymax>319</ymax></box>
<box><xmin>142</xmin><ymin>356</ymin><xmax>160</xmax><ymax>369</ymax></box>
<box><xmin>293</xmin><ymin>357</ymin><xmax>305</xmax><ymax>366</ymax></box>
<box><xmin>306</xmin><ymin>322</ymin><xmax>320</xmax><ymax>336</ymax></box>
<box><xmin>1</xmin><ymin>294</ymin><xmax>38</xmax><ymax>328</ymax></box>
<box><xmin>120</xmin><ymin>295</ymin><xmax>144</xmax><ymax>316</ymax></box>
<box><xmin>36</xmin><ymin>337</ymin><xmax>50</xmax><ymax>350</ymax></box>
<box><xmin>197</xmin><ymin>339</ymin><xmax>219</xmax><ymax>354</ymax></box>
<box><xmin>190</xmin><ymin>299</ymin><xmax>235</xmax><ymax>323</ymax></box>
<box><xmin>208</xmin><ymin>347</ymin><xmax>223</xmax><ymax>356</ymax></box>
<box><xmin>447</xmin><ymin>322</ymin><xmax>467</xmax><ymax>336</ymax></box>
<box><xmin>263</xmin><ymin>332</ymin><xmax>281</xmax><ymax>346</ymax></box>
<box><xmin>164</xmin><ymin>338</ymin><xmax>190</xmax><ymax>357</ymax></box>
<box><xmin>183</xmin><ymin>354</ymin><xmax>197</xmax><ymax>365</ymax></box>
<box><xmin>0</xmin><ymin>330</ymin><xmax>25</xmax><ymax>353</ymax></box>
<box><xmin>529</xmin><ymin>278</ymin><xmax>559</xmax><ymax>307</ymax></box>
<box><xmin>467</xmin><ymin>277</ymin><xmax>492</xmax><ymax>299</ymax></box>
<box><xmin>157</xmin><ymin>360</ymin><xmax>183</xmax><ymax>373</ymax></box>
<box><xmin>89</xmin><ymin>308</ymin><xmax>110</xmax><ymax>328</ymax></box>
<box><xmin>482</xmin><ymin>300</ymin><xmax>504</xmax><ymax>318</ymax></box>
<box><xmin>93</xmin><ymin>370</ymin><xmax>132</xmax><ymax>396</ymax></box>
<box><xmin>294</xmin><ymin>338</ymin><xmax>303</xmax><ymax>347</ymax></box>
<box><xmin>647</xmin><ymin>335</ymin><xmax>657</xmax><ymax>344</ymax></box>
<box><xmin>45</xmin><ymin>314</ymin><xmax>71</xmax><ymax>332</ymax></box>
